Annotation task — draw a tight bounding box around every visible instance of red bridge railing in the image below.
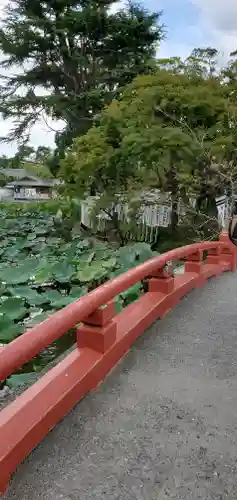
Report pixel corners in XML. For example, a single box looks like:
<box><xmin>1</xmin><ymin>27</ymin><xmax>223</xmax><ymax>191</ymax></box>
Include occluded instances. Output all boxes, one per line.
<box><xmin>0</xmin><ymin>232</ymin><xmax>236</xmax><ymax>493</ymax></box>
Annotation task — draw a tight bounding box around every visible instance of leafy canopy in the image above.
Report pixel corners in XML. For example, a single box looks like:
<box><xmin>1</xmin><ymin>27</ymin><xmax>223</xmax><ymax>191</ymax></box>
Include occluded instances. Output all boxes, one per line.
<box><xmin>0</xmin><ymin>0</ymin><xmax>164</xmax><ymax>171</ymax></box>
<box><xmin>60</xmin><ymin>69</ymin><xmax>234</xmax><ymax>199</ymax></box>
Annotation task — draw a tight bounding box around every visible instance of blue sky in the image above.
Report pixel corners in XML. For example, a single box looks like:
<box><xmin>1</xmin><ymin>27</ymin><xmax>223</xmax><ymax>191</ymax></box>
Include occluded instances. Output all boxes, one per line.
<box><xmin>151</xmin><ymin>0</ymin><xmax>237</xmax><ymax>60</ymax></box>
<box><xmin>157</xmin><ymin>0</ymin><xmax>204</xmax><ymax>59</ymax></box>
<box><xmin>1</xmin><ymin>0</ymin><xmax>237</xmax><ymax>154</ymax></box>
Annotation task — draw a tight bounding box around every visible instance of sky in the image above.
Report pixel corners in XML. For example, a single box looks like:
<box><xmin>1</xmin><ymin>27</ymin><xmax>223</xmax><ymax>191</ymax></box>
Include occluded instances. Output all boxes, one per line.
<box><xmin>0</xmin><ymin>0</ymin><xmax>237</xmax><ymax>156</ymax></box>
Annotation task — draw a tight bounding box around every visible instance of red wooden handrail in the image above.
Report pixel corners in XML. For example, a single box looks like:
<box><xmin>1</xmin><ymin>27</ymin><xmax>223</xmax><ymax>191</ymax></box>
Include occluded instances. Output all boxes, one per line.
<box><xmin>0</xmin><ymin>233</ymin><xmax>236</xmax><ymax>494</ymax></box>
<box><xmin>0</xmin><ymin>240</ymin><xmax>230</xmax><ymax>381</ymax></box>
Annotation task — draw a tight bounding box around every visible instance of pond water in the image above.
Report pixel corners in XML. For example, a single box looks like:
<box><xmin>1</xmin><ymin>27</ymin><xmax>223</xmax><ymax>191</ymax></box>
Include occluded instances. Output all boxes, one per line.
<box><xmin>0</xmin><ymin>329</ymin><xmax>77</xmax><ymax>390</ymax></box>
<box><xmin>19</xmin><ymin>329</ymin><xmax>76</xmax><ymax>374</ymax></box>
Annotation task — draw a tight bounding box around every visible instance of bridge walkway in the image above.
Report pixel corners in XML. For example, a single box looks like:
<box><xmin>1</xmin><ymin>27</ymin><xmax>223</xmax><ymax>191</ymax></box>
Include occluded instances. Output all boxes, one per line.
<box><xmin>3</xmin><ymin>272</ymin><xmax>237</xmax><ymax>500</ymax></box>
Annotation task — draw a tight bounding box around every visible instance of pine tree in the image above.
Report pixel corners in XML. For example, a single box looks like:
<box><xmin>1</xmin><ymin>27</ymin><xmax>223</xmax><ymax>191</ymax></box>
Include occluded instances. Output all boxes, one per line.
<box><xmin>0</xmin><ymin>0</ymin><xmax>164</xmax><ymax>169</ymax></box>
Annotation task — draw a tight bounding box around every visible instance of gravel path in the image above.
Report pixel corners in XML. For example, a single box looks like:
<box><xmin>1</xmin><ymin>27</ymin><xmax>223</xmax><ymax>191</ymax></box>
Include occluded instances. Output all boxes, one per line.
<box><xmin>3</xmin><ymin>272</ymin><xmax>237</xmax><ymax>500</ymax></box>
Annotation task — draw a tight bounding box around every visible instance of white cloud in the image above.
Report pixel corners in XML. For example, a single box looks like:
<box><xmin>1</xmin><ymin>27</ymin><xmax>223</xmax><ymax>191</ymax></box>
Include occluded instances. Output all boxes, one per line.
<box><xmin>0</xmin><ymin>116</ymin><xmax>64</xmax><ymax>156</ymax></box>
<box><xmin>158</xmin><ymin>21</ymin><xmax>210</xmax><ymax>61</ymax></box>
<box><xmin>158</xmin><ymin>1</ymin><xmax>237</xmax><ymax>64</ymax></box>
<box><xmin>0</xmin><ymin>0</ymin><xmax>7</xmax><ymax>10</ymax></box>
<box><xmin>158</xmin><ymin>40</ymin><xmax>191</xmax><ymax>60</ymax></box>
<box><xmin>193</xmin><ymin>0</ymin><xmax>237</xmax><ymax>34</ymax></box>
<box><xmin>191</xmin><ymin>0</ymin><xmax>237</xmax><ymax>56</ymax></box>
<box><xmin>0</xmin><ymin>113</ymin><xmax>62</xmax><ymax>158</ymax></box>
<box><xmin>109</xmin><ymin>0</ymin><xmax>126</xmax><ymax>13</ymax></box>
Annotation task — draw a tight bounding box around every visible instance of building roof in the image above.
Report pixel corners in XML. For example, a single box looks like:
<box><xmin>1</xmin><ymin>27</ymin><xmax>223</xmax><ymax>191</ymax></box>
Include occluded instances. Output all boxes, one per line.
<box><xmin>0</xmin><ymin>168</ymin><xmax>61</xmax><ymax>187</ymax></box>
<box><xmin>6</xmin><ymin>180</ymin><xmax>55</xmax><ymax>188</ymax></box>
<box><xmin>0</xmin><ymin>168</ymin><xmax>39</xmax><ymax>180</ymax></box>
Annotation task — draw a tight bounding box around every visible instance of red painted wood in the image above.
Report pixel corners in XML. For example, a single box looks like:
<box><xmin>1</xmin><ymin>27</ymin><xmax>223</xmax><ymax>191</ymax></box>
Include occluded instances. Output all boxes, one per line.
<box><xmin>0</xmin><ymin>240</ymin><xmax>232</xmax><ymax>381</ymax></box>
<box><xmin>148</xmin><ymin>276</ymin><xmax>175</xmax><ymax>294</ymax></box>
<box><xmin>206</xmin><ymin>246</ymin><xmax>221</xmax><ymax>265</ymax></box>
<box><xmin>77</xmin><ymin>320</ymin><xmax>117</xmax><ymax>353</ymax></box>
<box><xmin>83</xmin><ymin>299</ymin><xmax>115</xmax><ymax>327</ymax></box>
<box><xmin>0</xmin><ymin>348</ymin><xmax>101</xmax><ymax>493</ymax></box>
<box><xmin>0</xmin><ymin>233</ymin><xmax>236</xmax><ymax>493</ymax></box>
<box><xmin>186</xmin><ymin>249</ymin><xmax>203</xmax><ymax>261</ymax></box>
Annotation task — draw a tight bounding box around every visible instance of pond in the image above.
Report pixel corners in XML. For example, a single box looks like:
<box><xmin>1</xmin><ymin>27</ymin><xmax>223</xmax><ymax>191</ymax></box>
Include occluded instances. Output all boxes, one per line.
<box><xmin>0</xmin><ymin>206</ymin><xmax>160</xmax><ymax>388</ymax></box>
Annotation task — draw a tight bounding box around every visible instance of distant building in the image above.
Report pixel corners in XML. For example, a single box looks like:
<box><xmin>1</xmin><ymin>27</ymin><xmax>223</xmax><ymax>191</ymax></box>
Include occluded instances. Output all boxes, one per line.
<box><xmin>0</xmin><ymin>169</ymin><xmax>60</xmax><ymax>201</ymax></box>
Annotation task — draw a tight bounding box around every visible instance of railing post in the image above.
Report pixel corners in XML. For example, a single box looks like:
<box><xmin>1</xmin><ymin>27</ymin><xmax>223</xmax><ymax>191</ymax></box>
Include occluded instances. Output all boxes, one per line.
<box><xmin>219</xmin><ymin>231</ymin><xmax>237</xmax><ymax>271</ymax></box>
<box><xmin>206</xmin><ymin>246</ymin><xmax>221</xmax><ymax>265</ymax></box>
<box><xmin>184</xmin><ymin>250</ymin><xmax>203</xmax><ymax>273</ymax></box>
<box><xmin>77</xmin><ymin>299</ymin><xmax>117</xmax><ymax>353</ymax></box>
<box><xmin>148</xmin><ymin>264</ymin><xmax>174</xmax><ymax>294</ymax></box>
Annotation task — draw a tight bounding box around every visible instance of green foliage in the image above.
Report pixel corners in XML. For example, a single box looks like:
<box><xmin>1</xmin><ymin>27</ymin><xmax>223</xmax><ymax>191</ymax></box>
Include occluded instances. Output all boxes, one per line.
<box><xmin>6</xmin><ymin>373</ymin><xmax>35</xmax><ymax>389</ymax></box>
<box><xmin>0</xmin><ymin>0</ymin><xmax>164</xmax><ymax>170</ymax></box>
<box><xmin>184</xmin><ymin>47</ymin><xmax>219</xmax><ymax>79</ymax></box>
<box><xmin>0</xmin><ymin>317</ymin><xmax>24</xmax><ymax>343</ymax></box>
<box><xmin>23</xmin><ymin>162</ymin><xmax>53</xmax><ymax>179</ymax></box>
<box><xmin>61</xmin><ymin>68</ymin><xmax>235</xmax><ymax>232</ymax></box>
<box><xmin>0</xmin><ymin>143</ymin><xmax>53</xmax><ymax>184</ymax></box>
<box><xmin>0</xmin><ymin>198</ymin><xmax>80</xmax><ymax>218</ymax></box>
<box><xmin>0</xmin><ymin>206</ymin><xmax>158</xmax><ymax>358</ymax></box>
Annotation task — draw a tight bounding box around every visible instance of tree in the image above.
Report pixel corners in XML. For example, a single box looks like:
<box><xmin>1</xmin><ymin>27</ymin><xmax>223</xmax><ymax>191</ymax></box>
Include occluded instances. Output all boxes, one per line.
<box><xmin>0</xmin><ymin>144</ymin><xmax>35</xmax><ymax>168</ymax></box>
<box><xmin>14</xmin><ymin>144</ymin><xmax>35</xmax><ymax>162</ymax></box>
<box><xmin>60</xmin><ymin>69</ymin><xmax>235</xmax><ymax>236</ymax></box>
<box><xmin>0</xmin><ymin>0</ymin><xmax>164</xmax><ymax>171</ymax></box>
<box><xmin>0</xmin><ymin>155</ymin><xmax>12</xmax><ymax>169</ymax></box>
<box><xmin>222</xmin><ymin>50</ymin><xmax>237</xmax><ymax>84</ymax></box>
<box><xmin>35</xmin><ymin>146</ymin><xmax>51</xmax><ymax>163</ymax></box>
<box><xmin>156</xmin><ymin>57</ymin><xmax>185</xmax><ymax>74</ymax></box>
<box><xmin>155</xmin><ymin>48</ymin><xmax>237</xmax><ymax>223</ymax></box>
<box><xmin>156</xmin><ymin>47</ymin><xmax>220</xmax><ymax>80</ymax></box>
<box><xmin>184</xmin><ymin>47</ymin><xmax>219</xmax><ymax>79</ymax></box>
<box><xmin>0</xmin><ymin>143</ymin><xmax>53</xmax><ymax>177</ymax></box>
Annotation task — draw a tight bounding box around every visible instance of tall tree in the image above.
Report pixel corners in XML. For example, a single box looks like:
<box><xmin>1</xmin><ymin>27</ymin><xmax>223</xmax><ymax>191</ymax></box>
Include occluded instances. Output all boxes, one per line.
<box><xmin>156</xmin><ymin>47</ymin><xmax>220</xmax><ymax>80</ymax></box>
<box><xmin>14</xmin><ymin>144</ymin><xmax>35</xmax><ymax>162</ymax></box>
<box><xmin>222</xmin><ymin>50</ymin><xmax>237</xmax><ymax>84</ymax></box>
<box><xmin>60</xmin><ymin>70</ymin><xmax>235</xmax><ymax>232</ymax></box>
<box><xmin>35</xmin><ymin>145</ymin><xmax>51</xmax><ymax>163</ymax></box>
<box><xmin>184</xmin><ymin>47</ymin><xmax>219</xmax><ymax>79</ymax></box>
<box><xmin>0</xmin><ymin>155</ymin><xmax>12</xmax><ymax>169</ymax></box>
<box><xmin>0</xmin><ymin>0</ymin><xmax>164</xmax><ymax>170</ymax></box>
